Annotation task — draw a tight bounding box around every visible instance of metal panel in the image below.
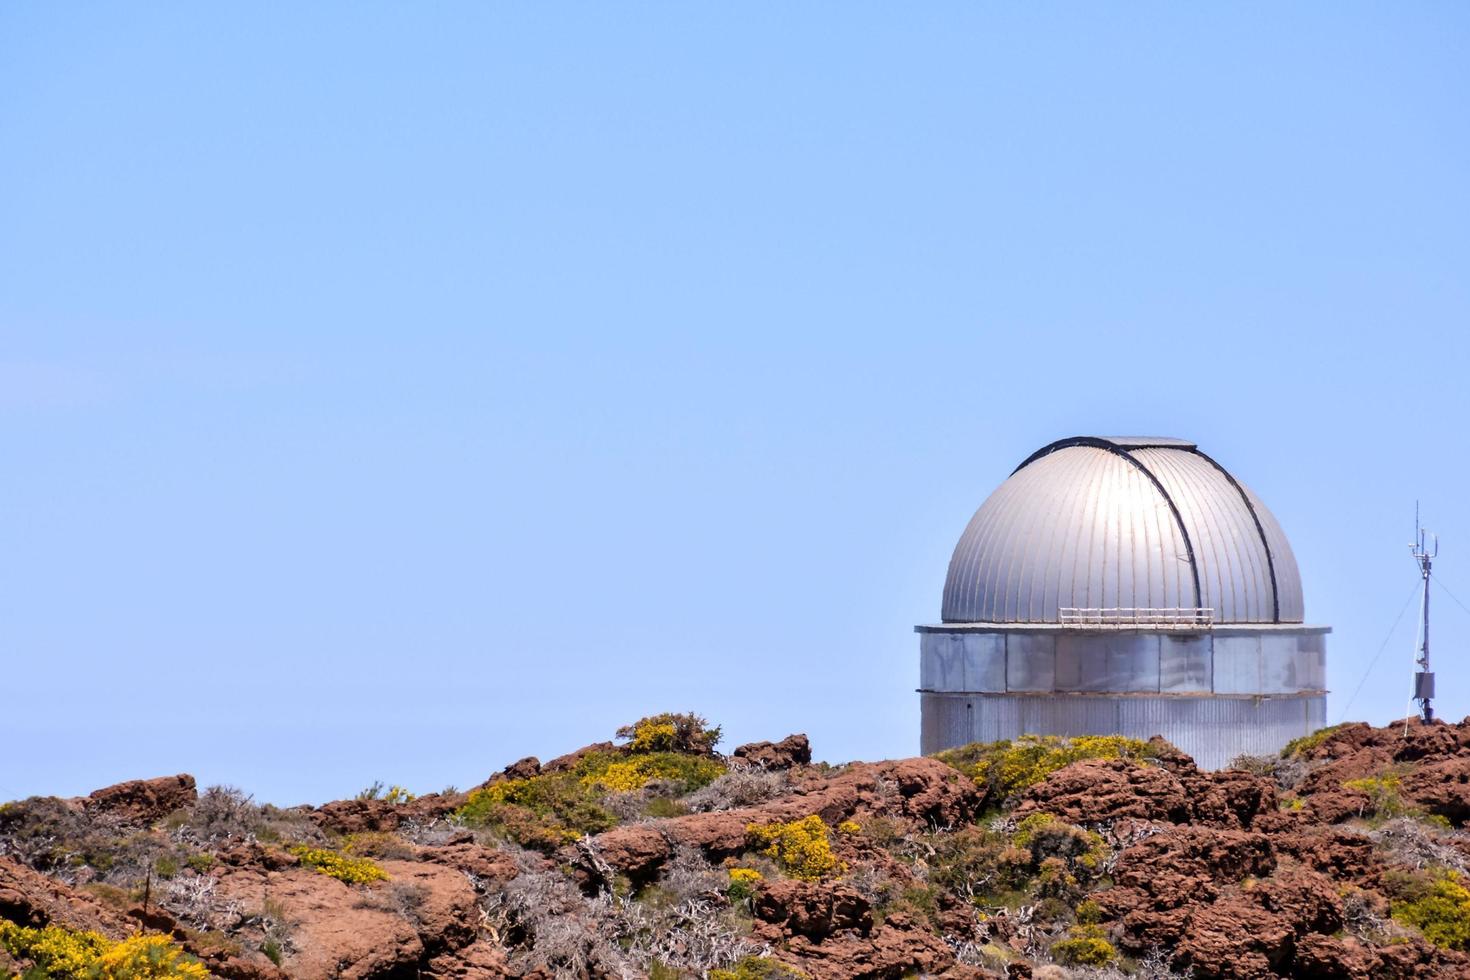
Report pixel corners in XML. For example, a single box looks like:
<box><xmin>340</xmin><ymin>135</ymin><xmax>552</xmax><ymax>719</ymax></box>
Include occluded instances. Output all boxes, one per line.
<box><xmin>919</xmin><ymin>633</ymin><xmax>963</xmax><ymax>691</ymax></box>
<box><xmin>1006</xmin><ymin>634</ymin><xmax>1055</xmax><ymax>692</ymax></box>
<box><xmin>1212</xmin><ymin>634</ymin><xmax>1262</xmax><ymax>694</ymax></box>
<box><xmin>961</xmin><ymin>633</ymin><xmax>1007</xmax><ymax>692</ymax></box>
<box><xmin>1106</xmin><ymin>634</ymin><xmax>1161</xmax><ymax>692</ymax></box>
<box><xmin>1160</xmin><ymin>634</ymin><xmax>1213</xmax><ymax>692</ymax></box>
<box><xmin>1260</xmin><ymin>634</ymin><xmax>1306</xmax><ymax>694</ymax></box>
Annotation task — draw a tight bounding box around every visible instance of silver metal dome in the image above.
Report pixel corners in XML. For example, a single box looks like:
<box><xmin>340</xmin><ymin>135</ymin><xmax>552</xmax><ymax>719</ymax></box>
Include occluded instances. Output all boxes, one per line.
<box><xmin>942</xmin><ymin>436</ymin><xmax>1303</xmax><ymax>624</ymax></box>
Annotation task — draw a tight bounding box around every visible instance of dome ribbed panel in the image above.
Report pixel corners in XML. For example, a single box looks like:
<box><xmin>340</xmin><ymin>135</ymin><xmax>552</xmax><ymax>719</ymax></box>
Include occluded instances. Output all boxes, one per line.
<box><xmin>941</xmin><ymin>447</ymin><xmax>1191</xmax><ymax>623</ymax></box>
<box><xmin>1129</xmin><ymin>448</ymin><xmax>1275</xmax><ymax>623</ymax></box>
<box><xmin>940</xmin><ymin>439</ymin><xmax>1305</xmax><ymax>624</ymax></box>
<box><xmin>1241</xmin><ymin>482</ymin><xmax>1305</xmax><ymax>621</ymax></box>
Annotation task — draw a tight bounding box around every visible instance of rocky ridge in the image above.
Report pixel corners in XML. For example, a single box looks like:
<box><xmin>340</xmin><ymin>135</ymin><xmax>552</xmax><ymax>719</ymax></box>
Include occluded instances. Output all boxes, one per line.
<box><xmin>4</xmin><ymin>716</ymin><xmax>1470</xmax><ymax>979</ymax></box>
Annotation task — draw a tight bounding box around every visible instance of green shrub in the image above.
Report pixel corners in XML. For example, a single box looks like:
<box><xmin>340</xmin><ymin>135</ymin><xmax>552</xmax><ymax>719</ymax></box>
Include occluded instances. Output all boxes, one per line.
<box><xmin>456</xmin><ymin>763</ymin><xmax>617</xmax><ymax>850</ymax></box>
<box><xmin>1012</xmin><ymin>813</ymin><xmax>1108</xmax><ymax>875</ymax></box>
<box><xmin>1390</xmin><ymin>869</ymin><xmax>1470</xmax><ymax>950</ymax></box>
<box><xmin>935</xmin><ymin>734</ymin><xmax>1159</xmax><ymax>803</ymax></box>
<box><xmin>710</xmin><ymin>956</ymin><xmax>807</xmax><ymax>980</ymax></box>
<box><xmin>1344</xmin><ymin>773</ymin><xmax>1412</xmax><ymax>821</ymax></box>
<box><xmin>184</xmin><ymin>853</ymin><xmax>216</xmax><ymax>874</ymax></box>
<box><xmin>1051</xmin><ymin>924</ymin><xmax>1117</xmax><ymax>966</ymax></box>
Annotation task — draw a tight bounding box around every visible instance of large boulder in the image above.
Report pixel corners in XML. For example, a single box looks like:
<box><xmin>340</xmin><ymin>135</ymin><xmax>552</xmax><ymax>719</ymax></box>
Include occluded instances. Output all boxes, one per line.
<box><xmin>86</xmin><ymin>774</ymin><xmax>196</xmax><ymax>823</ymax></box>
<box><xmin>733</xmin><ymin>734</ymin><xmax>812</xmax><ymax>770</ymax></box>
<box><xmin>754</xmin><ymin>879</ymin><xmax>871</xmax><ymax>939</ymax></box>
<box><xmin>1014</xmin><ymin>758</ymin><xmax>1190</xmax><ymax>824</ymax></box>
<box><xmin>212</xmin><ymin>859</ymin><xmax>479</xmax><ymax>979</ymax></box>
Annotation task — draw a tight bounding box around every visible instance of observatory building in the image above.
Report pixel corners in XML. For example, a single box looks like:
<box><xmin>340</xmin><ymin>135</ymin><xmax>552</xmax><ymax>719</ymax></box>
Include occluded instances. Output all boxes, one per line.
<box><xmin>917</xmin><ymin>436</ymin><xmax>1329</xmax><ymax>770</ymax></box>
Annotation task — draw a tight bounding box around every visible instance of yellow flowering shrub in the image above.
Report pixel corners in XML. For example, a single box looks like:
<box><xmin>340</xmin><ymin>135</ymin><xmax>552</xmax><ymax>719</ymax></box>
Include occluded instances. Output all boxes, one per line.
<box><xmin>290</xmin><ymin>845</ymin><xmax>388</xmax><ymax>884</ymax></box>
<box><xmin>581</xmin><ymin>753</ymin><xmax>725</xmax><ymax>793</ymax></box>
<box><xmin>836</xmin><ymin>820</ymin><xmax>860</xmax><ymax>835</ymax></box>
<box><xmin>0</xmin><ymin>922</ymin><xmax>210</xmax><ymax>979</ymax></box>
<box><xmin>1051</xmin><ymin>925</ymin><xmax>1116</xmax><ymax>966</ymax></box>
<box><xmin>1390</xmin><ymin>869</ymin><xmax>1470</xmax><ymax>949</ymax></box>
<box><xmin>630</xmin><ymin>721</ymin><xmax>678</xmax><ymax>753</ymax></box>
<box><xmin>1343</xmin><ymin>771</ymin><xmax>1415</xmax><ymax>821</ymax></box>
<box><xmin>727</xmin><ymin>866</ymin><xmax>763</xmax><ymax>902</ymax></box>
<box><xmin>746</xmin><ymin>815</ymin><xmax>845</xmax><ymax>881</ymax></box>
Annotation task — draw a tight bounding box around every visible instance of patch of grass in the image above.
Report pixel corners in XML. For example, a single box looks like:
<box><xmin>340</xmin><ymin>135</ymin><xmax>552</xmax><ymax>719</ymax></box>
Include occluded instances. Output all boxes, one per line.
<box><xmin>643</xmin><ymin>797</ymin><xmax>690</xmax><ymax>819</ymax></box>
<box><xmin>935</xmin><ymin>734</ymin><xmax>1159</xmax><ymax>803</ymax></box>
<box><xmin>710</xmin><ymin>956</ymin><xmax>807</xmax><ymax>980</ymax></box>
<box><xmin>1282</xmin><ymin>723</ymin><xmax>1349</xmax><ymax>759</ymax></box>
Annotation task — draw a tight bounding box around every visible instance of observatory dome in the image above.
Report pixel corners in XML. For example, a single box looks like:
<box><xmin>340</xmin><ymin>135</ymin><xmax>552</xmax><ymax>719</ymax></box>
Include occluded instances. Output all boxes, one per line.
<box><xmin>942</xmin><ymin>436</ymin><xmax>1303</xmax><ymax>625</ymax></box>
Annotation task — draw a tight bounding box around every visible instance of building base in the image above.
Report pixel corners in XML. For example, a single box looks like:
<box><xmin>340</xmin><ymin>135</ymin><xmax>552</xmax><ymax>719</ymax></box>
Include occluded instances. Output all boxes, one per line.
<box><xmin>920</xmin><ymin>691</ymin><xmax>1326</xmax><ymax>770</ymax></box>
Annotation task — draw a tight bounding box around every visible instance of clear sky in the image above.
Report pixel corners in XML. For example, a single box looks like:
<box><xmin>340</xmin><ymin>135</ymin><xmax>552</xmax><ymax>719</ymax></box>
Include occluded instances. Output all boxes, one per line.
<box><xmin>2</xmin><ymin>4</ymin><xmax>1467</xmax><ymax>805</ymax></box>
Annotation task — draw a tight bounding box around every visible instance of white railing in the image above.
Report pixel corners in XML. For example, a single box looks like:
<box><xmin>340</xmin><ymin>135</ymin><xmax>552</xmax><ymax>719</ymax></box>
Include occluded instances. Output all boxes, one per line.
<box><xmin>1058</xmin><ymin>607</ymin><xmax>1215</xmax><ymax>628</ymax></box>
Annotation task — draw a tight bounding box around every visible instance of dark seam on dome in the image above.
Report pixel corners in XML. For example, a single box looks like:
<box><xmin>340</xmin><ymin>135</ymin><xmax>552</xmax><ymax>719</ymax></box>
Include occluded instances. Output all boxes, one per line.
<box><xmin>1012</xmin><ymin>437</ymin><xmax>1204</xmax><ymax>614</ymax></box>
<box><xmin>1189</xmin><ymin>448</ymin><xmax>1281</xmax><ymax>623</ymax></box>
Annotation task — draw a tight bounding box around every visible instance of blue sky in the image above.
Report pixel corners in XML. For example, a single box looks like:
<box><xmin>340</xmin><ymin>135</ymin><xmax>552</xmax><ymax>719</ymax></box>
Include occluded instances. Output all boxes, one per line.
<box><xmin>2</xmin><ymin>4</ymin><xmax>1467</xmax><ymax>804</ymax></box>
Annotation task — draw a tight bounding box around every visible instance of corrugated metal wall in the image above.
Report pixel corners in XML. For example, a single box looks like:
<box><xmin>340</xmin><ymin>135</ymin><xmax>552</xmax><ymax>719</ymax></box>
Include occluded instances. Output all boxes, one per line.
<box><xmin>920</xmin><ymin>692</ymin><xmax>1326</xmax><ymax>770</ymax></box>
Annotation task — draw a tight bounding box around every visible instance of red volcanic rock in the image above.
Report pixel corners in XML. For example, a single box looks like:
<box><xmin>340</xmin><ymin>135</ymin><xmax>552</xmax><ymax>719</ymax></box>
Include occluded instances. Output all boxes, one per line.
<box><xmin>1273</xmin><ymin>827</ymin><xmax>1380</xmax><ymax>884</ymax></box>
<box><xmin>501</xmin><ymin>756</ymin><xmax>542</xmax><ymax>780</ymax></box>
<box><xmin>1100</xmin><ymin>827</ymin><xmax>1276</xmax><ymax>951</ymax></box>
<box><xmin>1185</xmin><ymin>768</ymin><xmax>1279</xmax><ymax>829</ymax></box>
<box><xmin>0</xmin><ymin>856</ymin><xmax>133</xmax><ymax>935</ymax></box>
<box><xmin>540</xmin><ymin>741</ymin><xmax>616</xmax><ymax>773</ymax></box>
<box><xmin>213</xmin><ymin>859</ymin><xmax>479</xmax><ymax>980</ymax></box>
<box><xmin>778</xmin><ymin>912</ymin><xmax>956</xmax><ymax>980</ymax></box>
<box><xmin>310</xmin><ymin>793</ymin><xmax>460</xmax><ymax>835</ymax></box>
<box><xmin>733</xmin><ymin>734</ymin><xmax>812</xmax><ymax>770</ymax></box>
<box><xmin>1400</xmin><ymin>756</ymin><xmax>1470</xmax><ymax>824</ymax></box>
<box><xmin>1146</xmin><ymin>735</ymin><xmax>1201</xmax><ymax>775</ymax></box>
<box><xmin>753</xmin><ymin>879</ymin><xmax>871</xmax><ymax>939</ymax></box>
<box><xmin>421</xmin><ymin>941</ymin><xmax>514</xmax><ymax>977</ymax></box>
<box><xmin>1013</xmin><ymin>758</ymin><xmax>1190</xmax><ymax>824</ymax></box>
<box><xmin>588</xmin><ymin>757</ymin><xmax>982</xmax><ymax>878</ymax></box>
<box><xmin>422</xmin><ymin>841</ymin><xmax>528</xmax><ymax>885</ymax></box>
<box><xmin>587</xmin><ymin>823</ymin><xmax>673</xmax><ymax>882</ymax></box>
<box><xmin>1293</xmin><ymin>933</ymin><xmax>1382</xmax><ymax>980</ymax></box>
<box><xmin>0</xmin><ymin>857</ymin><xmax>286</xmax><ymax>980</ymax></box>
<box><xmin>1176</xmin><ymin>897</ymin><xmax>1293</xmax><ymax>979</ymax></box>
<box><xmin>1250</xmin><ymin>863</ymin><xmax>1343</xmax><ymax>936</ymax></box>
<box><xmin>86</xmin><ymin>774</ymin><xmax>196</xmax><ymax>823</ymax></box>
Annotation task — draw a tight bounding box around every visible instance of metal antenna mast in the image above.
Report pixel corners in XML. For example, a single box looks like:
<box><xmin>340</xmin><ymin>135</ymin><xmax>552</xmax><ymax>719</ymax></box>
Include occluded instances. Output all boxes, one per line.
<box><xmin>1411</xmin><ymin>503</ymin><xmax>1438</xmax><ymax>723</ymax></box>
